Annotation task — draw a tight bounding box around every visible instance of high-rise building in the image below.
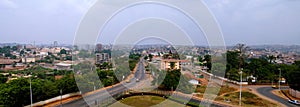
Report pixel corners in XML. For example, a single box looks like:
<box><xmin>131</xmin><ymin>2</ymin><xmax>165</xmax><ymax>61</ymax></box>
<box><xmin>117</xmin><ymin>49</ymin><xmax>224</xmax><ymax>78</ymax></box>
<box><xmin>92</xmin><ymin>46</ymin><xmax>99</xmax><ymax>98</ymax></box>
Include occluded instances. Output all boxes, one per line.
<box><xmin>96</xmin><ymin>43</ymin><xmax>102</xmax><ymax>52</ymax></box>
<box><xmin>54</xmin><ymin>41</ymin><xmax>58</xmax><ymax>47</ymax></box>
<box><xmin>96</xmin><ymin>53</ymin><xmax>109</xmax><ymax>65</ymax></box>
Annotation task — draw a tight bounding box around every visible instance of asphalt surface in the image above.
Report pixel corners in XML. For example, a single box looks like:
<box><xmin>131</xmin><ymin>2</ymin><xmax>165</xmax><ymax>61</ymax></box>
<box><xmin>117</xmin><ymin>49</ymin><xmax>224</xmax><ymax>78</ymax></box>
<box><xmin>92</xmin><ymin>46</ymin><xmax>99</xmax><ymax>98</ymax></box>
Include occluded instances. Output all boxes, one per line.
<box><xmin>256</xmin><ymin>87</ymin><xmax>299</xmax><ymax>107</ymax></box>
<box><xmin>58</xmin><ymin>61</ymin><xmax>146</xmax><ymax>107</ymax></box>
<box><xmin>59</xmin><ymin>61</ymin><xmax>232</xmax><ymax>107</ymax></box>
<box><xmin>183</xmin><ymin>65</ymin><xmax>300</xmax><ymax>107</ymax></box>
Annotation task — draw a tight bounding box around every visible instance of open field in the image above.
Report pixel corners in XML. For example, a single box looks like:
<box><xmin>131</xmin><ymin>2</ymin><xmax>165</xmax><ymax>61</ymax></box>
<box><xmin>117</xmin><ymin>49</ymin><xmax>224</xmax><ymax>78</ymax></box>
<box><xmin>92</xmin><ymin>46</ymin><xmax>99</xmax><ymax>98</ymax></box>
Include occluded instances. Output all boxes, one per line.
<box><xmin>216</xmin><ymin>91</ymin><xmax>278</xmax><ymax>107</ymax></box>
<box><xmin>194</xmin><ymin>86</ymin><xmax>278</xmax><ymax>107</ymax></box>
<box><xmin>109</xmin><ymin>95</ymin><xmax>187</xmax><ymax>107</ymax></box>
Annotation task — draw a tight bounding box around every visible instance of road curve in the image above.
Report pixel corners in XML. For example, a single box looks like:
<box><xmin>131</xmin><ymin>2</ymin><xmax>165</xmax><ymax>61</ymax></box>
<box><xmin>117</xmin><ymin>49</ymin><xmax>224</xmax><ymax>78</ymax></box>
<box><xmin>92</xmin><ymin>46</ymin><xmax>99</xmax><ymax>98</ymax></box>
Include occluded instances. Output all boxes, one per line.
<box><xmin>58</xmin><ymin>60</ymin><xmax>231</xmax><ymax>107</ymax></box>
<box><xmin>58</xmin><ymin>60</ymin><xmax>147</xmax><ymax>107</ymax></box>
<box><xmin>256</xmin><ymin>87</ymin><xmax>298</xmax><ymax>107</ymax></box>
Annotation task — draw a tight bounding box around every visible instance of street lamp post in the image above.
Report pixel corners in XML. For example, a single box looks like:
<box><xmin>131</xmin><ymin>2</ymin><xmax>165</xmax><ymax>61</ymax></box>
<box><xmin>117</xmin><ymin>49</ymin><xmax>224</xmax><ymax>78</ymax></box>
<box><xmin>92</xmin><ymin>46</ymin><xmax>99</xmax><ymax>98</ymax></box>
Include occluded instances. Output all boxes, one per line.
<box><xmin>239</xmin><ymin>68</ymin><xmax>243</xmax><ymax>106</ymax></box>
<box><xmin>278</xmin><ymin>68</ymin><xmax>281</xmax><ymax>91</ymax></box>
<box><xmin>30</xmin><ymin>73</ymin><xmax>32</xmax><ymax>107</ymax></box>
<box><xmin>93</xmin><ymin>82</ymin><xmax>96</xmax><ymax>91</ymax></box>
<box><xmin>60</xmin><ymin>89</ymin><xmax>62</xmax><ymax>107</ymax></box>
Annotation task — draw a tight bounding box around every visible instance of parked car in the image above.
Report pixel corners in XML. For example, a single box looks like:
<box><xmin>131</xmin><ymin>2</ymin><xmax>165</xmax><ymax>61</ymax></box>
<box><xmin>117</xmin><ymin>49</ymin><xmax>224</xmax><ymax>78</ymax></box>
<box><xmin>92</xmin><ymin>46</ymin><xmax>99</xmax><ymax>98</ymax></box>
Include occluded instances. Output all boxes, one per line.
<box><xmin>136</xmin><ymin>79</ymin><xmax>139</xmax><ymax>82</ymax></box>
<box><xmin>288</xmin><ymin>100</ymin><xmax>300</xmax><ymax>105</ymax></box>
<box><xmin>272</xmin><ymin>85</ymin><xmax>278</xmax><ymax>89</ymax></box>
<box><xmin>126</xmin><ymin>79</ymin><xmax>130</xmax><ymax>83</ymax></box>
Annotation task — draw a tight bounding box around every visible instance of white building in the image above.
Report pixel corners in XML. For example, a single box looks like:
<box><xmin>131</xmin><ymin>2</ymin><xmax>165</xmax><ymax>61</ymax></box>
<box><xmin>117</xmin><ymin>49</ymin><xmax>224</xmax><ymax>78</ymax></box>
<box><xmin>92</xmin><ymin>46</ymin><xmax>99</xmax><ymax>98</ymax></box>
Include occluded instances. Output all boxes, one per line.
<box><xmin>22</xmin><ymin>57</ymin><xmax>35</xmax><ymax>63</ymax></box>
<box><xmin>160</xmin><ymin>59</ymin><xmax>181</xmax><ymax>71</ymax></box>
<box><xmin>55</xmin><ymin>62</ymin><xmax>72</xmax><ymax>70</ymax></box>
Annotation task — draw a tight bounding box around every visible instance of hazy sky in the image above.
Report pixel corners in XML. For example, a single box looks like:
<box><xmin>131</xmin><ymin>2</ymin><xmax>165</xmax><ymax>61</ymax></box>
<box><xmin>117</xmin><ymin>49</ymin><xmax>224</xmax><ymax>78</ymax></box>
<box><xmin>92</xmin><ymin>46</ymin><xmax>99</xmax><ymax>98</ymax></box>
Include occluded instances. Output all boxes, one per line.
<box><xmin>0</xmin><ymin>0</ymin><xmax>300</xmax><ymax>46</ymax></box>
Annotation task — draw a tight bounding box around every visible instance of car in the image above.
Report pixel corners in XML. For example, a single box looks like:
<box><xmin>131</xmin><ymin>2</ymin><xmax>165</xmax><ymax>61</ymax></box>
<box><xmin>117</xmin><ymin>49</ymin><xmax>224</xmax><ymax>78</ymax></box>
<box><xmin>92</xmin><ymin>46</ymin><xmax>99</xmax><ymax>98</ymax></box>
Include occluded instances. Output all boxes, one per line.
<box><xmin>136</xmin><ymin>79</ymin><xmax>139</xmax><ymax>82</ymax></box>
<box><xmin>288</xmin><ymin>100</ymin><xmax>300</xmax><ymax>105</ymax></box>
<box><xmin>272</xmin><ymin>85</ymin><xmax>278</xmax><ymax>89</ymax></box>
<box><xmin>126</xmin><ymin>79</ymin><xmax>130</xmax><ymax>83</ymax></box>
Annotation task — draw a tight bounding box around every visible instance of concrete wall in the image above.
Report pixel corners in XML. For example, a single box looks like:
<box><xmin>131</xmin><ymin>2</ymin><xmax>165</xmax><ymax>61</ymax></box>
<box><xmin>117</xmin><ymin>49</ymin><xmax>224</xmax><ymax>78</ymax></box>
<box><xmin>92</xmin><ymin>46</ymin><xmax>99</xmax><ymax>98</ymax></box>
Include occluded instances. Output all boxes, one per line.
<box><xmin>289</xmin><ymin>88</ymin><xmax>300</xmax><ymax>98</ymax></box>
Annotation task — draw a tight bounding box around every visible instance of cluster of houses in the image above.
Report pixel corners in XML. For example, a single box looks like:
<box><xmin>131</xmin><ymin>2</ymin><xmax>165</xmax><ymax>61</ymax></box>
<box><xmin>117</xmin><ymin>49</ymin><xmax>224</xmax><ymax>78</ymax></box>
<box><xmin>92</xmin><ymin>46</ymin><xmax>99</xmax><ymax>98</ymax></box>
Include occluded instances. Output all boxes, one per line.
<box><xmin>248</xmin><ymin>49</ymin><xmax>300</xmax><ymax>65</ymax></box>
<box><xmin>0</xmin><ymin>44</ymin><xmax>74</xmax><ymax>71</ymax></box>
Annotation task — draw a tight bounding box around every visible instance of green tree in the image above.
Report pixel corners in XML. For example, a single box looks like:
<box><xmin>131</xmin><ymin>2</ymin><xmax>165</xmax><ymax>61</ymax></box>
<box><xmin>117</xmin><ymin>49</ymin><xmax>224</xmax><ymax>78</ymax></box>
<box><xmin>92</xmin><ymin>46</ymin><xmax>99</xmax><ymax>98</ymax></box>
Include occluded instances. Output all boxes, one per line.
<box><xmin>212</xmin><ymin>63</ymin><xmax>226</xmax><ymax>77</ymax></box>
<box><xmin>266</xmin><ymin>55</ymin><xmax>276</xmax><ymax>63</ymax></box>
<box><xmin>156</xmin><ymin>69</ymin><xmax>193</xmax><ymax>93</ymax></box>
<box><xmin>11</xmin><ymin>55</ymin><xmax>17</xmax><ymax>59</ymax></box>
<box><xmin>12</xmin><ymin>46</ymin><xmax>18</xmax><ymax>51</ymax></box>
<box><xmin>148</xmin><ymin>54</ymin><xmax>153</xmax><ymax>61</ymax></box>
<box><xmin>41</xmin><ymin>80</ymin><xmax>59</xmax><ymax>100</ymax></box>
<box><xmin>226</xmin><ymin>51</ymin><xmax>239</xmax><ymax>71</ymax></box>
<box><xmin>26</xmin><ymin>48</ymin><xmax>31</xmax><ymax>52</ymax></box>
<box><xmin>170</xmin><ymin>62</ymin><xmax>176</xmax><ymax>69</ymax></box>
<box><xmin>128</xmin><ymin>60</ymin><xmax>138</xmax><ymax>71</ymax></box>
<box><xmin>96</xmin><ymin>69</ymin><xmax>118</xmax><ymax>87</ymax></box>
<box><xmin>160</xmin><ymin>70</ymin><xmax>181</xmax><ymax>90</ymax></box>
<box><xmin>246</xmin><ymin>58</ymin><xmax>268</xmax><ymax>77</ymax></box>
<box><xmin>234</xmin><ymin>43</ymin><xmax>249</xmax><ymax>68</ymax></box>
<box><xmin>20</xmin><ymin>50</ymin><xmax>25</xmax><ymax>55</ymax></box>
<box><xmin>293</xmin><ymin>61</ymin><xmax>300</xmax><ymax>69</ymax></box>
<box><xmin>287</xmin><ymin>70</ymin><xmax>300</xmax><ymax>91</ymax></box>
<box><xmin>0</xmin><ymin>78</ymin><xmax>30</xmax><ymax>106</ymax></box>
<box><xmin>56</xmin><ymin>75</ymin><xmax>79</xmax><ymax>94</ymax></box>
<box><xmin>203</xmin><ymin>54</ymin><xmax>212</xmax><ymax>70</ymax></box>
<box><xmin>227</xmin><ymin>68</ymin><xmax>239</xmax><ymax>81</ymax></box>
<box><xmin>60</xmin><ymin>49</ymin><xmax>67</xmax><ymax>55</ymax></box>
<box><xmin>0</xmin><ymin>74</ymin><xmax>7</xmax><ymax>84</ymax></box>
<box><xmin>144</xmin><ymin>55</ymin><xmax>148</xmax><ymax>60</ymax></box>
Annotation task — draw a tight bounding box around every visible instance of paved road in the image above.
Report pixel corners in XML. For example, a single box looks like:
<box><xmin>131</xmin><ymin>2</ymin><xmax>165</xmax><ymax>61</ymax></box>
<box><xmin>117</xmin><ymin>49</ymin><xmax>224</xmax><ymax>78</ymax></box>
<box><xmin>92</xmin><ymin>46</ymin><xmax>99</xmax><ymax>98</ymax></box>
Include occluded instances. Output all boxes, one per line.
<box><xmin>182</xmin><ymin>65</ymin><xmax>300</xmax><ymax>107</ymax></box>
<box><xmin>59</xmin><ymin>61</ymin><xmax>233</xmax><ymax>107</ymax></box>
<box><xmin>58</xmin><ymin>60</ymin><xmax>147</xmax><ymax>107</ymax></box>
<box><xmin>256</xmin><ymin>87</ymin><xmax>299</xmax><ymax>107</ymax></box>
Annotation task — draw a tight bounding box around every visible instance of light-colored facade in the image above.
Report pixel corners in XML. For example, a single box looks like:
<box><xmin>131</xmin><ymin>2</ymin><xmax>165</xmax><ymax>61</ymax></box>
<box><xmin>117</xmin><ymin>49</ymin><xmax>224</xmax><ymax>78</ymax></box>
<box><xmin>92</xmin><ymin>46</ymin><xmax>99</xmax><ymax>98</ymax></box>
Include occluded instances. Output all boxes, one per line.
<box><xmin>160</xmin><ymin>59</ymin><xmax>181</xmax><ymax>71</ymax></box>
<box><xmin>22</xmin><ymin>57</ymin><xmax>35</xmax><ymax>63</ymax></box>
<box><xmin>55</xmin><ymin>62</ymin><xmax>72</xmax><ymax>70</ymax></box>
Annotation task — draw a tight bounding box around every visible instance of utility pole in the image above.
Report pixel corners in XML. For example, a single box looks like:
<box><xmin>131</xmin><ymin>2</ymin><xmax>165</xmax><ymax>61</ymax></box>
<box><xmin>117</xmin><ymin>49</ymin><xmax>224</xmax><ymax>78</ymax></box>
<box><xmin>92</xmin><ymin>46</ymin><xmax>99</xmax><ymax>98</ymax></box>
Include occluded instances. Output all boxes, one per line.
<box><xmin>28</xmin><ymin>53</ymin><xmax>32</xmax><ymax>107</ymax></box>
<box><xmin>239</xmin><ymin>68</ymin><xmax>243</xmax><ymax>106</ymax></box>
<box><xmin>278</xmin><ymin>68</ymin><xmax>281</xmax><ymax>91</ymax></box>
<box><xmin>60</xmin><ymin>89</ymin><xmax>62</xmax><ymax>107</ymax></box>
<box><xmin>30</xmin><ymin>73</ymin><xmax>32</xmax><ymax>107</ymax></box>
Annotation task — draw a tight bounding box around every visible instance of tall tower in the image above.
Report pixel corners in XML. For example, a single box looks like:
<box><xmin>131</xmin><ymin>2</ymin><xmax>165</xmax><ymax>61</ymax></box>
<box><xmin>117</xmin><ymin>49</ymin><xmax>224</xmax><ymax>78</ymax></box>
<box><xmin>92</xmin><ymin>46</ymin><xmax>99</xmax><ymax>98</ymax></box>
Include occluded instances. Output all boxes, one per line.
<box><xmin>54</xmin><ymin>41</ymin><xmax>58</xmax><ymax>47</ymax></box>
<box><xmin>96</xmin><ymin>43</ymin><xmax>102</xmax><ymax>52</ymax></box>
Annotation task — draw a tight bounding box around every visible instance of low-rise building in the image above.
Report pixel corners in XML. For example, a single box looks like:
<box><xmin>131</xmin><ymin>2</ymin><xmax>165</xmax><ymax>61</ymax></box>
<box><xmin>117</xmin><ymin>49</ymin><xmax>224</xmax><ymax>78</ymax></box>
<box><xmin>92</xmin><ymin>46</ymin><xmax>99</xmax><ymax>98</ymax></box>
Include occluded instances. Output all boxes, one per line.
<box><xmin>22</xmin><ymin>57</ymin><xmax>35</xmax><ymax>63</ymax></box>
<box><xmin>160</xmin><ymin>59</ymin><xmax>181</xmax><ymax>71</ymax></box>
<box><xmin>55</xmin><ymin>62</ymin><xmax>72</xmax><ymax>70</ymax></box>
<box><xmin>0</xmin><ymin>58</ymin><xmax>19</xmax><ymax>70</ymax></box>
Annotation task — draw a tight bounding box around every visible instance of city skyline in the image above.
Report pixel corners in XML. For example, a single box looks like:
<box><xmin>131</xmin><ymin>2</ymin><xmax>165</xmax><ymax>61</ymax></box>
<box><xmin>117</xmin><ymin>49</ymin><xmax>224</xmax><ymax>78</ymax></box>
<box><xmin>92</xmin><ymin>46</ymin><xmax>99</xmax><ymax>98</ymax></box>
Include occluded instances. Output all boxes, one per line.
<box><xmin>1</xmin><ymin>1</ymin><xmax>300</xmax><ymax>107</ymax></box>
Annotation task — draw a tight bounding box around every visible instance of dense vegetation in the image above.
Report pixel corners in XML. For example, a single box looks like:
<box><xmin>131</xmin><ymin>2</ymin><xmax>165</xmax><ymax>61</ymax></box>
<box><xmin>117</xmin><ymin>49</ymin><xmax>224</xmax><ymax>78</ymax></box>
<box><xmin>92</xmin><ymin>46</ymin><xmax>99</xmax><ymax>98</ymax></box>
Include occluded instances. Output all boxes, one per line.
<box><xmin>0</xmin><ymin>46</ymin><xmax>18</xmax><ymax>59</ymax></box>
<box><xmin>153</xmin><ymin>69</ymin><xmax>194</xmax><ymax>94</ymax></box>
<box><xmin>198</xmin><ymin>44</ymin><xmax>300</xmax><ymax>91</ymax></box>
<box><xmin>286</xmin><ymin>61</ymin><xmax>300</xmax><ymax>91</ymax></box>
<box><xmin>96</xmin><ymin>69</ymin><xmax>119</xmax><ymax>87</ymax></box>
<box><xmin>0</xmin><ymin>74</ymin><xmax>7</xmax><ymax>84</ymax></box>
<box><xmin>0</xmin><ymin>66</ymin><xmax>78</xmax><ymax>106</ymax></box>
<box><xmin>128</xmin><ymin>53</ymin><xmax>141</xmax><ymax>71</ymax></box>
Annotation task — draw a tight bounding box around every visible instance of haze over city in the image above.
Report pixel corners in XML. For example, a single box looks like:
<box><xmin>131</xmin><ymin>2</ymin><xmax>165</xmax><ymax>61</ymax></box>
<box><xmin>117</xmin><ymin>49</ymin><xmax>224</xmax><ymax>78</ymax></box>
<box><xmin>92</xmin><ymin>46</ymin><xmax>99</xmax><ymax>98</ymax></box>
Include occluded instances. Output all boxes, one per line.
<box><xmin>1</xmin><ymin>1</ymin><xmax>300</xmax><ymax>107</ymax></box>
<box><xmin>1</xmin><ymin>0</ymin><xmax>300</xmax><ymax>45</ymax></box>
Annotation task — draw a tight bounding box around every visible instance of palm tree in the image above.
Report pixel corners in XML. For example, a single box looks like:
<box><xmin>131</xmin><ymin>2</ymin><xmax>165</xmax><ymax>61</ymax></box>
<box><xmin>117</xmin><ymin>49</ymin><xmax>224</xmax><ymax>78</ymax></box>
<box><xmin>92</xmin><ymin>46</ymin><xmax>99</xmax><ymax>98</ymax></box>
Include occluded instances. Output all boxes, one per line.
<box><xmin>267</xmin><ymin>55</ymin><xmax>276</xmax><ymax>63</ymax></box>
<box><xmin>234</xmin><ymin>43</ymin><xmax>249</xmax><ymax>69</ymax></box>
<box><xmin>234</xmin><ymin>43</ymin><xmax>249</xmax><ymax>106</ymax></box>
